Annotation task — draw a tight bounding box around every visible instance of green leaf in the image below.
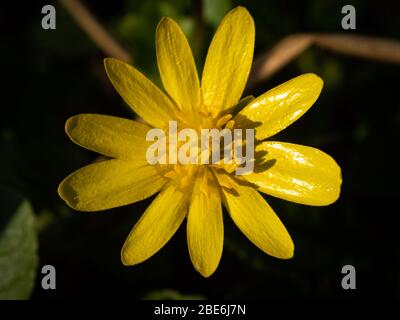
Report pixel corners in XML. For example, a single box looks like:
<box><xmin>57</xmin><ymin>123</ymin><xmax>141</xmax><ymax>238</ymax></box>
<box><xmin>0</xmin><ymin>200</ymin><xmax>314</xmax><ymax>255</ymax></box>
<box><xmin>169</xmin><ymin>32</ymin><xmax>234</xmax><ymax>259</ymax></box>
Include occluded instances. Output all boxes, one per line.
<box><xmin>0</xmin><ymin>187</ymin><xmax>38</xmax><ymax>300</ymax></box>
<box><xmin>203</xmin><ymin>0</ymin><xmax>232</xmax><ymax>27</ymax></box>
<box><xmin>143</xmin><ymin>289</ymin><xmax>205</xmax><ymax>300</ymax></box>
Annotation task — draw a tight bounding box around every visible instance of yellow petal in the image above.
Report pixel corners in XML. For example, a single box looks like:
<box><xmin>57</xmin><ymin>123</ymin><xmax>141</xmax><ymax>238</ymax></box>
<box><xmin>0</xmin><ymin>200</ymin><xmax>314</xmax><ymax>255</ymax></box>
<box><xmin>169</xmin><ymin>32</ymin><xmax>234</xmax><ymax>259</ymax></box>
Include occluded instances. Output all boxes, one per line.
<box><xmin>122</xmin><ymin>181</ymin><xmax>189</xmax><ymax>265</ymax></box>
<box><xmin>104</xmin><ymin>58</ymin><xmax>178</xmax><ymax>128</ymax></box>
<box><xmin>245</xmin><ymin>141</ymin><xmax>342</xmax><ymax>206</ymax></box>
<box><xmin>187</xmin><ymin>168</ymin><xmax>223</xmax><ymax>277</ymax></box>
<box><xmin>156</xmin><ymin>17</ymin><xmax>201</xmax><ymax>114</ymax></box>
<box><xmin>201</xmin><ymin>6</ymin><xmax>255</xmax><ymax>117</ymax></box>
<box><xmin>234</xmin><ymin>73</ymin><xmax>323</xmax><ymax>140</ymax></box>
<box><xmin>215</xmin><ymin>171</ymin><xmax>294</xmax><ymax>259</ymax></box>
<box><xmin>65</xmin><ymin>114</ymin><xmax>151</xmax><ymax>160</ymax></box>
<box><xmin>58</xmin><ymin>159</ymin><xmax>166</xmax><ymax>211</ymax></box>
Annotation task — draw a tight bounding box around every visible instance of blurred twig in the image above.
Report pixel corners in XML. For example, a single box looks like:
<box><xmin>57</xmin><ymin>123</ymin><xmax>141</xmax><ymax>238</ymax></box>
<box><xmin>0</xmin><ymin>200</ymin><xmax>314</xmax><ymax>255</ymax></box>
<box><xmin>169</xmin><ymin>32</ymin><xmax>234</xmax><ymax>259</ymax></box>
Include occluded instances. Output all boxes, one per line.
<box><xmin>58</xmin><ymin>1</ymin><xmax>400</xmax><ymax>91</ymax></box>
<box><xmin>247</xmin><ymin>34</ymin><xmax>313</xmax><ymax>89</ymax></box>
<box><xmin>247</xmin><ymin>33</ymin><xmax>400</xmax><ymax>90</ymax></box>
<box><xmin>313</xmin><ymin>34</ymin><xmax>400</xmax><ymax>63</ymax></box>
<box><xmin>59</xmin><ymin>0</ymin><xmax>131</xmax><ymax>62</ymax></box>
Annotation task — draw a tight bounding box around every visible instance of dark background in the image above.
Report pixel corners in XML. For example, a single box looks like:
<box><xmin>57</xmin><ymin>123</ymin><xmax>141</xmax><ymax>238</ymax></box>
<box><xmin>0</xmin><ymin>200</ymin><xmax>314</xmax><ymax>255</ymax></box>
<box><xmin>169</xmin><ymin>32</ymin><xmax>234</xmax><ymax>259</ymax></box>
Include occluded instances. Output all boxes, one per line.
<box><xmin>1</xmin><ymin>0</ymin><xmax>399</xmax><ymax>299</ymax></box>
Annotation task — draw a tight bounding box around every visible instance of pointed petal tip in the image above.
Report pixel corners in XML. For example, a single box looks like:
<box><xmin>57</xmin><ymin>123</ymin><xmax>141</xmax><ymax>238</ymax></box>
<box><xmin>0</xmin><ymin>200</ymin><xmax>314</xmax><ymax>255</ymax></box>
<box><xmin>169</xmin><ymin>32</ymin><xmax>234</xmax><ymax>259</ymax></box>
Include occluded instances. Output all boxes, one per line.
<box><xmin>303</xmin><ymin>73</ymin><xmax>324</xmax><ymax>89</ymax></box>
<box><xmin>232</xmin><ymin>5</ymin><xmax>250</xmax><ymax>14</ymax></box>
<box><xmin>156</xmin><ymin>16</ymin><xmax>168</xmax><ymax>30</ymax></box>
<box><xmin>276</xmin><ymin>238</ymin><xmax>295</xmax><ymax>259</ymax></box>
<box><xmin>121</xmin><ymin>245</ymin><xmax>141</xmax><ymax>266</ymax></box>
<box><xmin>57</xmin><ymin>182</ymin><xmax>65</xmax><ymax>202</ymax></box>
<box><xmin>318</xmin><ymin>188</ymin><xmax>342</xmax><ymax>206</ymax></box>
<box><xmin>57</xmin><ymin>179</ymin><xmax>80</xmax><ymax>211</ymax></box>
<box><xmin>230</xmin><ymin>6</ymin><xmax>254</xmax><ymax>25</ymax></box>
<box><xmin>156</xmin><ymin>17</ymin><xmax>183</xmax><ymax>37</ymax></box>
<box><xmin>156</xmin><ymin>17</ymin><xmax>179</xmax><ymax>39</ymax></box>
<box><xmin>263</xmin><ymin>241</ymin><xmax>294</xmax><ymax>260</ymax></box>
<box><xmin>121</xmin><ymin>251</ymin><xmax>132</xmax><ymax>266</ymax></box>
<box><xmin>280</xmin><ymin>246</ymin><xmax>295</xmax><ymax>260</ymax></box>
<box><xmin>103</xmin><ymin>57</ymin><xmax>115</xmax><ymax>69</ymax></box>
<box><xmin>64</xmin><ymin>114</ymin><xmax>90</xmax><ymax>139</ymax></box>
<box><xmin>158</xmin><ymin>16</ymin><xmax>174</xmax><ymax>25</ymax></box>
<box><xmin>262</xmin><ymin>236</ymin><xmax>295</xmax><ymax>260</ymax></box>
<box><xmin>198</xmin><ymin>269</ymin><xmax>216</xmax><ymax>278</ymax></box>
<box><xmin>189</xmin><ymin>245</ymin><xmax>221</xmax><ymax>278</ymax></box>
<box><xmin>64</xmin><ymin>115</ymin><xmax>77</xmax><ymax>137</ymax></box>
<box><xmin>103</xmin><ymin>57</ymin><xmax>114</xmax><ymax>78</ymax></box>
<box><xmin>229</xmin><ymin>6</ymin><xmax>254</xmax><ymax>26</ymax></box>
<box><xmin>194</xmin><ymin>263</ymin><xmax>217</xmax><ymax>278</ymax></box>
<box><xmin>103</xmin><ymin>57</ymin><xmax>126</xmax><ymax>74</ymax></box>
<box><xmin>103</xmin><ymin>56</ymin><xmax>119</xmax><ymax>64</ymax></box>
<box><xmin>57</xmin><ymin>178</ymin><xmax>69</xmax><ymax>203</ymax></box>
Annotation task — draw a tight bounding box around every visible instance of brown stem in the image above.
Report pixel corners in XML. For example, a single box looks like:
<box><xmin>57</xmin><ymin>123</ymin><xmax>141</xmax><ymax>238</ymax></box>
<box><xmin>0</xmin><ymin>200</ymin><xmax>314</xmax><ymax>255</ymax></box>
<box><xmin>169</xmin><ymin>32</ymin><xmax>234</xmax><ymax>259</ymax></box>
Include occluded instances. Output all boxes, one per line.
<box><xmin>246</xmin><ymin>34</ymin><xmax>313</xmax><ymax>90</ymax></box>
<box><xmin>59</xmin><ymin>0</ymin><xmax>131</xmax><ymax>62</ymax></box>
<box><xmin>313</xmin><ymin>33</ymin><xmax>400</xmax><ymax>64</ymax></box>
<box><xmin>247</xmin><ymin>33</ymin><xmax>400</xmax><ymax>91</ymax></box>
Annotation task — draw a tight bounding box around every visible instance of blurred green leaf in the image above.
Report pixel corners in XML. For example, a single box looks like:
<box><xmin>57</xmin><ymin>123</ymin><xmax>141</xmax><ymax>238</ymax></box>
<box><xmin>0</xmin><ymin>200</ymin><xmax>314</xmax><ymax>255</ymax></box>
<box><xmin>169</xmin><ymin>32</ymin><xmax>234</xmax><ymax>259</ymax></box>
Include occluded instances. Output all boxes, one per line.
<box><xmin>203</xmin><ymin>0</ymin><xmax>232</xmax><ymax>27</ymax></box>
<box><xmin>143</xmin><ymin>289</ymin><xmax>205</xmax><ymax>300</ymax></box>
<box><xmin>321</xmin><ymin>58</ymin><xmax>343</xmax><ymax>88</ymax></box>
<box><xmin>0</xmin><ymin>187</ymin><xmax>38</xmax><ymax>300</ymax></box>
<box><xmin>176</xmin><ymin>17</ymin><xmax>196</xmax><ymax>39</ymax></box>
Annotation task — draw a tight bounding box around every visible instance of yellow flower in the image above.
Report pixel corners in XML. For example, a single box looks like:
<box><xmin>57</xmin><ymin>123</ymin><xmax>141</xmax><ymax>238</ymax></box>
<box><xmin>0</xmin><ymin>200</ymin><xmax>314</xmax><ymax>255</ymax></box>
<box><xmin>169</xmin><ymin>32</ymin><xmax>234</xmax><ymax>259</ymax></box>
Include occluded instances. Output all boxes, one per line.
<box><xmin>58</xmin><ymin>6</ymin><xmax>342</xmax><ymax>277</ymax></box>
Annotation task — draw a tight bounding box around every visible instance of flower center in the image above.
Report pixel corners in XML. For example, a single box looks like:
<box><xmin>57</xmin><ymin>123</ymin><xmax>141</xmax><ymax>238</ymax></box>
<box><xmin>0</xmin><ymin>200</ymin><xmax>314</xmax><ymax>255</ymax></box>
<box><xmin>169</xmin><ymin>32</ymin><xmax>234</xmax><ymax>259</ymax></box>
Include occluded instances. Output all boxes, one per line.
<box><xmin>149</xmin><ymin>109</ymin><xmax>255</xmax><ymax>178</ymax></box>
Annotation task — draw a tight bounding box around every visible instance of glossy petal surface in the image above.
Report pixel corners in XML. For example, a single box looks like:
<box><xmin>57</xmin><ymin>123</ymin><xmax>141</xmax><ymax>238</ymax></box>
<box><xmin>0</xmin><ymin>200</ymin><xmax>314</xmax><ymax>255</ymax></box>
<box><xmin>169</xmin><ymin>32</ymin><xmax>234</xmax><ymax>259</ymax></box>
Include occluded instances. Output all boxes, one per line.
<box><xmin>234</xmin><ymin>73</ymin><xmax>323</xmax><ymax>140</ymax></box>
<box><xmin>245</xmin><ymin>142</ymin><xmax>342</xmax><ymax>206</ymax></box>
